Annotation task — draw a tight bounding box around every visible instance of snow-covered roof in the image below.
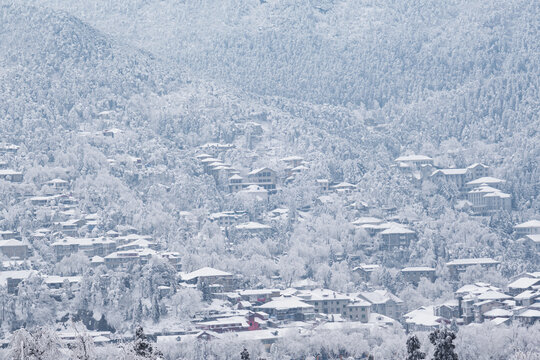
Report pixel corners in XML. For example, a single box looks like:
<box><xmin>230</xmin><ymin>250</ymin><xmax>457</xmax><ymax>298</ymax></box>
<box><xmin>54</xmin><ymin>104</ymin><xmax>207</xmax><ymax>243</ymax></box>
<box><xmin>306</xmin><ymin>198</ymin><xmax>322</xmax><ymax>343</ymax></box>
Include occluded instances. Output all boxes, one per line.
<box><xmin>281</xmin><ymin>156</ymin><xmax>304</xmax><ymax>162</ymax></box>
<box><xmin>466</xmin><ymin>176</ymin><xmax>505</xmax><ymax>186</ymax></box>
<box><xmin>380</xmin><ymin>226</ymin><xmax>415</xmax><ymax>235</ymax></box>
<box><xmin>0</xmin><ymin>239</ymin><xmax>26</xmax><ymax>247</ymax></box>
<box><xmin>433</xmin><ymin>168</ymin><xmax>467</xmax><ymax>175</ymax></box>
<box><xmin>514</xmin><ymin>220</ymin><xmax>540</xmax><ymax>229</ymax></box>
<box><xmin>515</xmin><ymin>309</ymin><xmax>540</xmax><ymax>318</ymax></box>
<box><xmin>525</xmin><ymin>234</ymin><xmax>540</xmax><ymax>243</ymax></box>
<box><xmin>483</xmin><ymin>308</ymin><xmax>512</xmax><ymax>317</ymax></box>
<box><xmin>447</xmin><ymin>258</ymin><xmax>499</xmax><ymax>266</ymax></box>
<box><xmin>477</xmin><ymin>290</ymin><xmax>512</xmax><ymax>301</ymax></box>
<box><xmin>257</xmin><ymin>296</ymin><xmax>313</xmax><ymax>311</ymax></box>
<box><xmin>0</xmin><ymin>270</ymin><xmax>37</xmax><ymax>286</ymax></box>
<box><xmin>514</xmin><ymin>290</ymin><xmax>540</xmax><ymax>301</ymax></box>
<box><xmin>235</xmin><ymin>222</ymin><xmax>272</xmax><ymax>230</ymax></box>
<box><xmin>401</xmin><ymin>266</ymin><xmax>435</xmax><ymax>272</ymax></box>
<box><xmin>297</xmin><ymin>288</ymin><xmax>350</xmax><ymax>301</ymax></box>
<box><xmin>508</xmin><ymin>277</ymin><xmax>540</xmax><ymax>290</ymax></box>
<box><xmin>404</xmin><ymin>306</ymin><xmax>442</xmax><ymax>327</ymax></box>
<box><xmin>352</xmin><ymin>217</ymin><xmax>383</xmax><ymax>226</ymax></box>
<box><xmin>248</xmin><ymin>167</ymin><xmax>274</xmax><ymax>175</ymax></box>
<box><xmin>395</xmin><ymin>155</ymin><xmax>432</xmax><ymax>162</ymax></box>
<box><xmin>358</xmin><ymin>290</ymin><xmax>403</xmax><ymax>305</ymax></box>
<box><xmin>182</xmin><ymin>267</ymin><xmax>232</xmax><ymax>281</ymax></box>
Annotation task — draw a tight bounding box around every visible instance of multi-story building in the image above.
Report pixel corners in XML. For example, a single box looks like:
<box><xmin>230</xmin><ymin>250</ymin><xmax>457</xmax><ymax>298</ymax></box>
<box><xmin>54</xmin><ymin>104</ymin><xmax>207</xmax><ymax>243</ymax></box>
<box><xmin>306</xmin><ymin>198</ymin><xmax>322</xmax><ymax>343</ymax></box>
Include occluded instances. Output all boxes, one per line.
<box><xmin>247</xmin><ymin>167</ymin><xmax>277</xmax><ymax>193</ymax></box>
<box><xmin>52</xmin><ymin>237</ymin><xmax>117</xmax><ymax>261</ymax></box>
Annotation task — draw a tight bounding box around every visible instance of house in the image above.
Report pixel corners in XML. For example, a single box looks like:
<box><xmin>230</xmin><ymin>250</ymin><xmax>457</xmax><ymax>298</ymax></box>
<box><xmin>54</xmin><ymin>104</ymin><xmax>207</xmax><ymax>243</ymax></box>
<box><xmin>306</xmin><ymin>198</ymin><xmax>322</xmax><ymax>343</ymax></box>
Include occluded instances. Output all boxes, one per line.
<box><xmin>316</xmin><ymin>179</ymin><xmax>330</xmax><ymax>193</ymax></box>
<box><xmin>236</xmin><ymin>185</ymin><xmax>268</xmax><ymax>201</ymax></box>
<box><xmin>380</xmin><ymin>226</ymin><xmax>416</xmax><ymax>250</ymax></box>
<box><xmin>182</xmin><ymin>267</ymin><xmax>235</xmax><ymax>292</ymax></box>
<box><xmin>195</xmin><ymin>316</ymin><xmax>250</xmax><ymax>333</ymax></box>
<box><xmin>247</xmin><ymin>167</ymin><xmax>277</xmax><ymax>193</ymax></box>
<box><xmin>343</xmin><ymin>299</ymin><xmax>371</xmax><ymax>323</ymax></box>
<box><xmin>514</xmin><ymin>290</ymin><xmax>540</xmax><ymax>307</ymax></box>
<box><xmin>401</xmin><ymin>267</ymin><xmax>436</xmax><ymax>285</ymax></box>
<box><xmin>228</xmin><ymin>174</ymin><xmax>245</xmax><ymax>192</ymax></box>
<box><xmin>0</xmin><ymin>169</ymin><xmax>23</xmax><ymax>183</ymax></box>
<box><xmin>514</xmin><ymin>309</ymin><xmax>540</xmax><ymax>325</ymax></box>
<box><xmin>281</xmin><ymin>156</ymin><xmax>304</xmax><ymax>169</ymax></box>
<box><xmin>160</xmin><ymin>252</ymin><xmax>182</xmax><ymax>271</ymax></box>
<box><xmin>507</xmin><ymin>277</ymin><xmax>540</xmax><ymax>296</ymax></box>
<box><xmin>404</xmin><ymin>306</ymin><xmax>448</xmax><ymax>332</ymax></box>
<box><xmin>0</xmin><ymin>239</ymin><xmax>29</xmax><ymax>259</ymax></box>
<box><xmin>395</xmin><ymin>155</ymin><xmax>434</xmax><ymax>169</ymax></box>
<box><xmin>296</xmin><ymin>289</ymin><xmax>351</xmax><ymax>315</ymax></box>
<box><xmin>0</xmin><ymin>270</ymin><xmax>37</xmax><ymax>294</ymax></box>
<box><xmin>434</xmin><ymin>300</ymin><xmax>460</xmax><ymax>320</ymax></box>
<box><xmin>332</xmin><ymin>182</ymin><xmax>356</xmax><ymax>194</ymax></box>
<box><xmin>356</xmin><ymin>290</ymin><xmax>404</xmax><ymax>320</ymax></box>
<box><xmin>0</xmin><ymin>231</ymin><xmax>21</xmax><ymax>241</ymax></box>
<box><xmin>46</xmin><ymin>178</ymin><xmax>69</xmax><ymax>190</ymax></box>
<box><xmin>104</xmin><ymin>248</ymin><xmax>157</xmax><ymax>268</ymax></box>
<box><xmin>209</xmin><ymin>211</ymin><xmax>249</xmax><ymax>228</ymax></box>
<box><xmin>238</xmin><ymin>289</ymin><xmax>281</xmax><ymax>304</ymax></box>
<box><xmin>0</xmin><ymin>144</ymin><xmax>19</xmax><ymax>153</ymax></box>
<box><xmin>514</xmin><ymin>220</ymin><xmax>540</xmax><ymax>237</ymax></box>
<box><xmin>255</xmin><ymin>295</ymin><xmax>315</xmax><ymax>321</ymax></box>
<box><xmin>465</xmin><ymin>163</ymin><xmax>490</xmax><ymax>181</ymax></box>
<box><xmin>431</xmin><ymin>168</ymin><xmax>468</xmax><ymax>189</ymax></box>
<box><xmin>102</xmin><ymin>128</ymin><xmax>123</xmax><ymax>138</ymax></box>
<box><xmin>467</xmin><ymin>186</ymin><xmax>511</xmax><ymax>214</ymax></box>
<box><xmin>353</xmin><ymin>264</ymin><xmax>380</xmax><ymax>281</ymax></box>
<box><xmin>525</xmin><ymin>235</ymin><xmax>540</xmax><ymax>252</ymax></box>
<box><xmin>51</xmin><ymin>237</ymin><xmax>117</xmax><ymax>261</ymax></box>
<box><xmin>446</xmin><ymin>258</ymin><xmax>500</xmax><ymax>279</ymax></box>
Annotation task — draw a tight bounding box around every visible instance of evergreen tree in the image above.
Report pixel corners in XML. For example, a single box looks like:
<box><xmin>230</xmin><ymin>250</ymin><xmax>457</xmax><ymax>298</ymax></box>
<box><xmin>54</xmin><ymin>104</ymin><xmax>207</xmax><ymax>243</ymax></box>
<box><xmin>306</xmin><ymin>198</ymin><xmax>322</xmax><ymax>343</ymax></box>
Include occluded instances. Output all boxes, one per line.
<box><xmin>132</xmin><ymin>325</ymin><xmax>163</xmax><ymax>359</ymax></box>
<box><xmin>429</xmin><ymin>329</ymin><xmax>458</xmax><ymax>360</ymax></box>
<box><xmin>406</xmin><ymin>335</ymin><xmax>425</xmax><ymax>360</ymax></box>
<box><xmin>240</xmin><ymin>347</ymin><xmax>250</xmax><ymax>360</ymax></box>
<box><xmin>200</xmin><ymin>281</ymin><xmax>212</xmax><ymax>302</ymax></box>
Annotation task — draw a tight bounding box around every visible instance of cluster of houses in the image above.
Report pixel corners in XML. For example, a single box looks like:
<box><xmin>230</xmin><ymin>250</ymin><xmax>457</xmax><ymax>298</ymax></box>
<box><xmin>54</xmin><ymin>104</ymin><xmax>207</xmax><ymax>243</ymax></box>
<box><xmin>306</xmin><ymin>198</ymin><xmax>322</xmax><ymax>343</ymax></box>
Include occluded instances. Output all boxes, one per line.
<box><xmin>395</xmin><ymin>155</ymin><xmax>511</xmax><ymax>214</ymax></box>
<box><xmin>404</xmin><ymin>272</ymin><xmax>540</xmax><ymax>331</ymax></box>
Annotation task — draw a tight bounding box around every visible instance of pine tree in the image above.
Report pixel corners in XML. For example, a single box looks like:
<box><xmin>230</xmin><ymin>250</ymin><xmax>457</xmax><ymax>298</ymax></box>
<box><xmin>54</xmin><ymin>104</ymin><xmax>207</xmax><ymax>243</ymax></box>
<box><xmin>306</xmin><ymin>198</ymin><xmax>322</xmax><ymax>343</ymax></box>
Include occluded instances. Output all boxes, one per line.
<box><xmin>240</xmin><ymin>347</ymin><xmax>250</xmax><ymax>360</ymax></box>
<box><xmin>429</xmin><ymin>329</ymin><xmax>458</xmax><ymax>360</ymax></box>
<box><xmin>133</xmin><ymin>325</ymin><xmax>153</xmax><ymax>358</ymax></box>
<box><xmin>406</xmin><ymin>335</ymin><xmax>425</xmax><ymax>360</ymax></box>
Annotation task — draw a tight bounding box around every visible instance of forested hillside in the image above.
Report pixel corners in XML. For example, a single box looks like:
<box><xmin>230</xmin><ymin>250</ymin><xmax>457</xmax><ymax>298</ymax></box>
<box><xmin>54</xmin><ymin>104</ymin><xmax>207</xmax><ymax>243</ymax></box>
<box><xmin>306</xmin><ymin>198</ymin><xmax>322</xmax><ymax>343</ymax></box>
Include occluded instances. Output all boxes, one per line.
<box><xmin>0</xmin><ymin>1</ymin><xmax>538</xmax><ymax>359</ymax></box>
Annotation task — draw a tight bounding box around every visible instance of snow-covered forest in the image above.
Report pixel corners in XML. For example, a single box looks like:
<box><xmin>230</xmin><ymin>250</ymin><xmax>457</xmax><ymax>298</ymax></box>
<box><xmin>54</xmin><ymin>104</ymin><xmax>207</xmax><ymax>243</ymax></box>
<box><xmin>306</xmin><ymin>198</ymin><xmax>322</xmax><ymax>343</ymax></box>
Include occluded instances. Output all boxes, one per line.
<box><xmin>0</xmin><ymin>0</ymin><xmax>538</xmax><ymax>359</ymax></box>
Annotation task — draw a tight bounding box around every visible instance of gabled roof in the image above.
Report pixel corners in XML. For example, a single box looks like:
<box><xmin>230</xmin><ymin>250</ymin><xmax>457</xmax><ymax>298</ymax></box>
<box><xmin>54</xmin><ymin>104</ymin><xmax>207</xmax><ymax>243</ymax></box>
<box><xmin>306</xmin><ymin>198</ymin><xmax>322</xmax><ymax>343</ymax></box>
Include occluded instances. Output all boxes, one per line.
<box><xmin>248</xmin><ymin>167</ymin><xmax>274</xmax><ymax>175</ymax></box>
<box><xmin>483</xmin><ymin>308</ymin><xmax>512</xmax><ymax>317</ymax></box>
<box><xmin>508</xmin><ymin>277</ymin><xmax>540</xmax><ymax>290</ymax></box>
<box><xmin>0</xmin><ymin>239</ymin><xmax>27</xmax><ymax>247</ymax></box>
<box><xmin>395</xmin><ymin>155</ymin><xmax>432</xmax><ymax>162</ymax></box>
<box><xmin>514</xmin><ymin>220</ymin><xmax>540</xmax><ymax>229</ymax></box>
<box><xmin>432</xmin><ymin>168</ymin><xmax>467</xmax><ymax>176</ymax></box>
<box><xmin>466</xmin><ymin>177</ymin><xmax>505</xmax><ymax>186</ymax></box>
<box><xmin>358</xmin><ymin>290</ymin><xmax>403</xmax><ymax>304</ymax></box>
<box><xmin>525</xmin><ymin>234</ymin><xmax>540</xmax><ymax>243</ymax></box>
<box><xmin>380</xmin><ymin>226</ymin><xmax>415</xmax><ymax>235</ymax></box>
<box><xmin>477</xmin><ymin>290</ymin><xmax>512</xmax><ymax>301</ymax></box>
<box><xmin>257</xmin><ymin>296</ymin><xmax>313</xmax><ymax>310</ymax></box>
<box><xmin>182</xmin><ymin>267</ymin><xmax>232</xmax><ymax>281</ymax></box>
